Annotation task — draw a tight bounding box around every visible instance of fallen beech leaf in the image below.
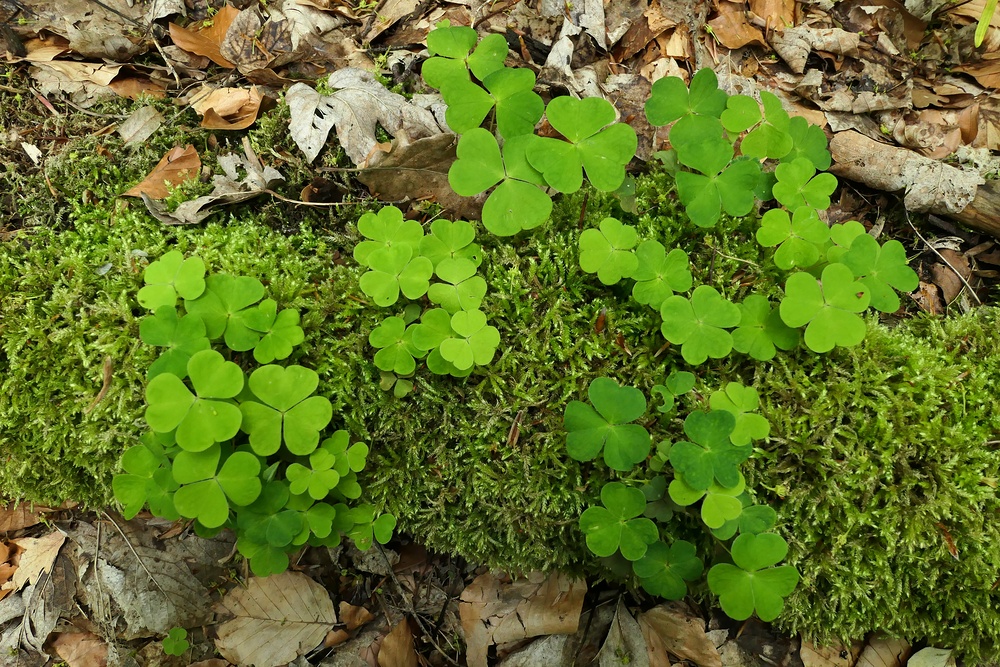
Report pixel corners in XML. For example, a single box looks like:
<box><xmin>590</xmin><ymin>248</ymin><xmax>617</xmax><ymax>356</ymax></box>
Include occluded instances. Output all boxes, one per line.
<box><xmin>856</xmin><ymin>638</ymin><xmax>910</xmax><ymax>667</ymax></box>
<box><xmin>800</xmin><ymin>638</ymin><xmax>863</xmax><ymax>667</ymax></box>
<box><xmin>638</xmin><ymin>603</ymin><xmax>721</xmax><ymax>667</ymax></box>
<box><xmin>35</xmin><ymin>61</ymin><xmax>121</xmax><ymax>86</ymax></box>
<box><xmin>169</xmin><ymin>6</ymin><xmax>239</xmax><ymax>68</ymax></box>
<box><xmin>50</xmin><ymin>631</ymin><xmax>108</xmax><ymax>667</ymax></box>
<box><xmin>363</xmin><ymin>0</ymin><xmax>420</xmax><ymax>43</ymax></box>
<box><xmin>123</xmin><ymin>145</ymin><xmax>201</xmax><ymax>199</ymax></box>
<box><xmin>460</xmin><ymin>572</ymin><xmax>586</xmax><ymax>667</ymax></box>
<box><xmin>598</xmin><ymin>600</ymin><xmax>649</xmax><ymax>667</ymax></box>
<box><xmin>190</xmin><ymin>85</ymin><xmax>264</xmax><ymax>130</ymax></box>
<box><xmin>341</xmin><ymin>602</ymin><xmax>376</xmax><ymax>631</ymax></box>
<box><xmin>109</xmin><ymin>77</ymin><xmax>167</xmax><ymax>100</ymax></box>
<box><xmin>708</xmin><ymin>2</ymin><xmax>767</xmax><ymax>49</ymax></box>
<box><xmin>750</xmin><ymin>0</ymin><xmax>795</xmax><ymax>27</ymax></box>
<box><xmin>378</xmin><ymin>619</ymin><xmax>418</xmax><ymax>667</ymax></box>
<box><xmin>215</xmin><ymin>571</ymin><xmax>336</xmax><ymax>667</ymax></box>
<box><xmin>8</xmin><ymin>530</ymin><xmax>65</xmax><ymax>591</ymax></box>
<box><xmin>0</xmin><ymin>503</ymin><xmax>41</xmax><ymax>532</ymax></box>
<box><xmin>907</xmin><ymin>647</ymin><xmax>955</xmax><ymax>667</ymax></box>
<box><xmin>118</xmin><ymin>106</ymin><xmax>165</xmax><ymax>146</ymax></box>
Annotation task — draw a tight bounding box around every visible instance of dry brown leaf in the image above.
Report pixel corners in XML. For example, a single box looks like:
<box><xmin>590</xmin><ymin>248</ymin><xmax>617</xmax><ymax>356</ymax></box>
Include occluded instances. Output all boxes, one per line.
<box><xmin>109</xmin><ymin>77</ymin><xmax>167</xmax><ymax>100</ymax></box>
<box><xmin>50</xmin><ymin>631</ymin><xmax>108</xmax><ymax>667</ymax></box>
<box><xmin>750</xmin><ymin>0</ymin><xmax>795</xmax><ymax>27</ymax></box>
<box><xmin>189</xmin><ymin>661</ymin><xmax>231</xmax><ymax>667</ymax></box>
<box><xmin>912</xmin><ymin>281</ymin><xmax>943</xmax><ymax>314</ymax></box>
<box><xmin>460</xmin><ymin>572</ymin><xmax>586</xmax><ymax>667</ymax></box>
<box><xmin>378</xmin><ymin>619</ymin><xmax>418</xmax><ymax>667</ymax></box>
<box><xmin>0</xmin><ymin>503</ymin><xmax>42</xmax><ymax>532</ymax></box>
<box><xmin>215</xmin><ymin>571</ymin><xmax>337</xmax><ymax>667</ymax></box>
<box><xmin>8</xmin><ymin>531</ymin><xmax>65</xmax><ymax>591</ymax></box>
<box><xmin>855</xmin><ymin>638</ymin><xmax>910</xmax><ymax>667</ymax></box>
<box><xmin>342</xmin><ymin>602</ymin><xmax>376</xmax><ymax>631</ymax></box>
<box><xmin>800</xmin><ymin>638</ymin><xmax>863</xmax><ymax>667</ymax></box>
<box><xmin>190</xmin><ymin>85</ymin><xmax>264</xmax><ymax>130</ymax></box>
<box><xmin>169</xmin><ymin>6</ymin><xmax>239</xmax><ymax>68</ymax></box>
<box><xmin>123</xmin><ymin>145</ymin><xmax>201</xmax><ymax>199</ymax></box>
<box><xmin>118</xmin><ymin>106</ymin><xmax>165</xmax><ymax>146</ymax></box>
<box><xmin>363</xmin><ymin>0</ymin><xmax>421</xmax><ymax>43</ymax></box>
<box><xmin>637</xmin><ymin>604</ymin><xmax>721</xmax><ymax>667</ymax></box>
<box><xmin>930</xmin><ymin>249</ymin><xmax>972</xmax><ymax>304</ymax></box>
<box><xmin>220</xmin><ymin>8</ymin><xmax>273</xmax><ymax>73</ymax></box>
<box><xmin>598</xmin><ymin>601</ymin><xmax>648</xmax><ymax>667</ymax></box>
<box><xmin>34</xmin><ymin>61</ymin><xmax>121</xmax><ymax>86</ymax></box>
<box><xmin>708</xmin><ymin>2</ymin><xmax>767</xmax><ymax>49</ymax></box>
<box><xmin>614</xmin><ymin>0</ymin><xmax>676</xmax><ymax>61</ymax></box>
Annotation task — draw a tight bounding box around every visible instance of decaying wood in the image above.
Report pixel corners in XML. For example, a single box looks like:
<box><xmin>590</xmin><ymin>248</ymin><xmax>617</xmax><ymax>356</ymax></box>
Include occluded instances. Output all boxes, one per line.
<box><xmin>829</xmin><ymin>131</ymin><xmax>1000</xmax><ymax>239</ymax></box>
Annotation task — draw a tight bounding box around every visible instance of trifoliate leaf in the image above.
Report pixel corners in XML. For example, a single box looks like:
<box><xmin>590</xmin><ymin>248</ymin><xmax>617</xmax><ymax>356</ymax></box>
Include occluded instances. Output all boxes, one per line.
<box><xmin>138</xmin><ymin>250</ymin><xmax>206</xmax><ymax>311</ymax></box>
<box><xmin>841</xmin><ymin>234</ymin><xmax>918</xmax><ymax>313</ymax></box>
<box><xmin>438</xmin><ymin>309</ymin><xmax>500</xmax><ymax>370</ymax></box>
<box><xmin>780</xmin><ymin>263</ymin><xmax>870</xmax><ymax>353</ymax></box>
<box><xmin>240</xmin><ymin>365</ymin><xmax>333</xmax><ymax>456</ymax></box>
<box><xmin>579</xmin><ymin>482</ymin><xmax>659</xmax><ymax>560</ymax></box>
<box><xmin>369</xmin><ymin>316</ymin><xmax>421</xmax><ymax>375</ymax></box>
<box><xmin>184</xmin><ymin>273</ymin><xmax>266</xmax><ymax>347</ymax></box>
<box><xmin>669</xmin><ymin>473</ymin><xmax>746</xmax><ymax>529</ymax></box>
<box><xmin>675</xmin><ymin>159</ymin><xmax>761</xmax><ymax>228</ymax></box>
<box><xmin>732</xmin><ymin>294</ymin><xmax>799</xmax><ymax>361</ymax></box>
<box><xmin>354</xmin><ymin>205</ymin><xmax>424</xmax><ymax>266</ymax></box>
<box><xmin>709</xmin><ymin>382</ymin><xmax>770</xmax><ymax>445</ymax></box>
<box><xmin>756</xmin><ymin>206</ymin><xmax>829</xmax><ymax>270</ymax></box>
<box><xmin>707</xmin><ymin>533</ymin><xmax>799</xmax><ymax>621</ymax></box>
<box><xmin>140</xmin><ymin>307</ymin><xmax>211</xmax><ymax>380</ymax></box>
<box><xmin>418</xmin><ymin>219</ymin><xmax>481</xmax><ymax>268</ymax></box>
<box><xmin>578</xmin><ymin>218</ymin><xmax>639</xmax><ymax>285</ymax></box>
<box><xmin>564</xmin><ymin>377</ymin><xmax>650</xmax><ymax>472</ymax></box>
<box><xmin>633</xmin><ymin>540</ymin><xmax>704</xmax><ymax>599</ymax></box>
<box><xmin>782</xmin><ymin>115</ymin><xmax>832</xmax><ymax>170</ymax></box>
<box><xmin>668</xmin><ymin>410</ymin><xmax>750</xmax><ymax>490</ymax></box>
<box><xmin>631</xmin><ymin>243</ymin><xmax>692</xmax><ymax>310</ymax></box>
<box><xmin>359</xmin><ymin>245</ymin><xmax>434</xmax><ymax>307</ymax></box>
<box><xmin>772</xmin><ymin>157</ymin><xmax>837</xmax><ymax>211</ymax></box>
<box><xmin>645</xmin><ymin>69</ymin><xmax>728</xmax><ymax>126</ymax></box>
<box><xmin>660</xmin><ymin>285</ymin><xmax>741</xmax><ymax>365</ymax></box>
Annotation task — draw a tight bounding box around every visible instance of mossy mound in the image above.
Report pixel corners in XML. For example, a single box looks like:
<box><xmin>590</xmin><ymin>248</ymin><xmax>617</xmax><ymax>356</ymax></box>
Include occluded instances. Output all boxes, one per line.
<box><xmin>3</xmin><ymin>160</ymin><xmax>1000</xmax><ymax>659</ymax></box>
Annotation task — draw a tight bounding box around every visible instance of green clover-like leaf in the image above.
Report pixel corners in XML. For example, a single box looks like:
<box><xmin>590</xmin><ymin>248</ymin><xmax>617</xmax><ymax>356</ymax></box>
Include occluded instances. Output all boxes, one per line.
<box><xmin>564</xmin><ymin>377</ymin><xmax>649</xmax><ymax>472</ymax></box>
<box><xmin>675</xmin><ymin>158</ymin><xmax>761</xmax><ymax>228</ymax></box>
<box><xmin>354</xmin><ymin>205</ymin><xmax>424</xmax><ymax>267</ymax></box>
<box><xmin>173</xmin><ymin>447</ymin><xmax>262</xmax><ymax>528</ymax></box>
<box><xmin>359</xmin><ymin>245</ymin><xmax>434</xmax><ymax>307</ymax></box>
<box><xmin>527</xmin><ymin>96</ymin><xmax>637</xmax><ymax>193</ymax></box>
<box><xmin>645</xmin><ymin>69</ymin><xmax>728</xmax><ymax>126</ymax></box>
<box><xmin>740</xmin><ymin>92</ymin><xmax>792</xmax><ymax>159</ymax></box>
<box><xmin>772</xmin><ymin>157</ymin><xmax>838</xmax><ymax>211</ymax></box>
<box><xmin>782</xmin><ymin>115</ymin><xmax>832</xmax><ymax>170</ymax></box>
<box><xmin>578</xmin><ymin>217</ymin><xmax>639</xmax><ymax>285</ymax></box>
<box><xmin>669</xmin><ymin>409</ymin><xmax>749</xmax><ymax>490</ymax></box>
<box><xmin>841</xmin><ymin>234</ymin><xmax>918</xmax><ymax>313</ymax></box>
<box><xmin>483</xmin><ymin>67</ymin><xmax>544</xmax><ymax>138</ymax></box>
<box><xmin>756</xmin><ymin>206</ymin><xmax>830</xmax><ymax>270</ymax></box>
<box><xmin>286</xmin><ymin>447</ymin><xmax>341</xmax><ymax>500</ymax></box>
<box><xmin>369</xmin><ymin>316</ymin><xmax>421</xmax><ymax>375</ymax></box>
<box><xmin>236</xmin><ymin>536</ymin><xmax>291</xmax><ymax>576</ymax></box>
<box><xmin>660</xmin><ymin>285</ymin><xmax>741</xmax><ymax>365</ymax></box>
<box><xmin>438</xmin><ymin>309</ymin><xmax>500</xmax><ymax>370</ymax></box>
<box><xmin>579</xmin><ymin>482</ymin><xmax>659</xmax><ymax>560</ymax></box>
<box><xmin>780</xmin><ymin>263</ymin><xmax>870</xmax><ymax>353</ymax></box>
<box><xmin>709</xmin><ymin>382</ymin><xmax>770</xmax><ymax>445</ymax></box>
<box><xmin>732</xmin><ymin>294</ymin><xmax>799</xmax><ymax>361</ymax></box>
<box><xmin>482</xmin><ymin>178</ymin><xmax>552</xmax><ymax>236</ymax></box>
<box><xmin>419</xmin><ymin>219</ymin><xmax>481</xmax><ymax>268</ymax></box>
<box><xmin>145</xmin><ymin>349</ymin><xmax>244</xmax><ymax>452</ymax></box>
<box><xmin>633</xmin><ymin>540</ymin><xmax>704</xmax><ymax>600</ymax></box>
<box><xmin>721</xmin><ymin>95</ymin><xmax>762</xmax><ymax>133</ymax></box>
<box><xmin>251</xmin><ymin>300</ymin><xmax>305</xmax><ymax>364</ymax></box>
<box><xmin>631</xmin><ymin>242</ymin><xmax>692</xmax><ymax>310</ymax></box>
<box><xmin>713</xmin><ymin>503</ymin><xmax>779</xmax><ymax>540</ymax></box>
<box><xmin>410</xmin><ymin>308</ymin><xmax>454</xmax><ymax>352</ymax></box>
<box><xmin>669</xmin><ymin>473</ymin><xmax>746</xmax><ymax>529</ymax></box>
<box><xmin>641</xmin><ymin>476</ymin><xmax>675</xmax><ymax>522</ymax></box>
<box><xmin>428</xmin><ymin>258</ymin><xmax>487</xmax><ymax>313</ymax></box>
<box><xmin>137</xmin><ymin>250</ymin><xmax>206</xmax><ymax>311</ymax></box>
<box><xmin>826</xmin><ymin>220</ymin><xmax>867</xmax><ymax>263</ymax></box>
<box><xmin>140</xmin><ymin>307</ymin><xmax>211</xmax><ymax>379</ymax></box>
<box><xmin>162</xmin><ymin>628</ymin><xmax>189</xmax><ymax>657</ymax></box>
<box><xmin>425</xmin><ymin>27</ymin><xmax>506</xmax><ymax>84</ymax></box>
<box><xmin>113</xmin><ymin>436</ymin><xmax>179</xmax><ymax>520</ymax></box>
<box><xmin>449</xmin><ymin>128</ymin><xmax>505</xmax><ymax>196</ymax></box>
<box><xmin>707</xmin><ymin>533</ymin><xmax>800</xmax><ymax>621</ymax></box>
<box><xmin>184</xmin><ymin>273</ymin><xmax>266</xmax><ymax>349</ymax></box>
<box><xmin>240</xmin><ymin>365</ymin><xmax>333</xmax><ymax>456</ymax></box>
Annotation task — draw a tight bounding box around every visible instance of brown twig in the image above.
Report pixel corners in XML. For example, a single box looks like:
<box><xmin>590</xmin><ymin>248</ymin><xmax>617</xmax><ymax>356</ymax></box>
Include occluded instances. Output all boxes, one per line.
<box><xmin>905</xmin><ymin>210</ymin><xmax>982</xmax><ymax>306</ymax></box>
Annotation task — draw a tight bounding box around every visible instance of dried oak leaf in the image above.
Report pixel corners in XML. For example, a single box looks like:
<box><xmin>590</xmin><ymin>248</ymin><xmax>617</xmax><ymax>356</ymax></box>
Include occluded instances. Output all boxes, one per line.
<box><xmin>123</xmin><ymin>145</ymin><xmax>201</xmax><ymax>199</ymax></box>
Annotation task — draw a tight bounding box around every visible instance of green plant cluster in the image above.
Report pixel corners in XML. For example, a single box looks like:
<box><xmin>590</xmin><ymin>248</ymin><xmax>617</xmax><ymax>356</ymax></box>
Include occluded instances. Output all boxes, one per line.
<box><xmin>426</xmin><ymin>21</ymin><xmax>637</xmax><ymax>236</ymax></box>
<box><xmin>354</xmin><ymin>205</ymin><xmax>499</xmax><ymax>393</ymax></box>
<box><xmin>113</xmin><ymin>251</ymin><xmax>396</xmax><ymax>576</ymax></box>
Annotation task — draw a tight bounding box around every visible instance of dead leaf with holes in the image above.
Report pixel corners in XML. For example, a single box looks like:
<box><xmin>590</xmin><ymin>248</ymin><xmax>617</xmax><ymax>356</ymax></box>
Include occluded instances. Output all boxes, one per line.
<box><xmin>169</xmin><ymin>5</ymin><xmax>240</xmax><ymax>68</ymax></box>
<box><xmin>141</xmin><ymin>142</ymin><xmax>283</xmax><ymax>225</ymax></box>
<box><xmin>123</xmin><ymin>145</ymin><xmax>201</xmax><ymax>199</ymax></box>
<box><xmin>50</xmin><ymin>631</ymin><xmax>108</xmax><ymax>667</ymax></box>
<box><xmin>460</xmin><ymin>571</ymin><xmax>586</xmax><ymax>667</ymax></box>
<box><xmin>638</xmin><ymin>603</ymin><xmax>721</xmax><ymax>667</ymax></box>
<box><xmin>287</xmin><ymin>69</ymin><xmax>442</xmax><ymax>165</ymax></box>
<box><xmin>215</xmin><ymin>571</ymin><xmax>337</xmax><ymax>667</ymax></box>
<box><xmin>190</xmin><ymin>85</ymin><xmax>266</xmax><ymax>130</ymax></box>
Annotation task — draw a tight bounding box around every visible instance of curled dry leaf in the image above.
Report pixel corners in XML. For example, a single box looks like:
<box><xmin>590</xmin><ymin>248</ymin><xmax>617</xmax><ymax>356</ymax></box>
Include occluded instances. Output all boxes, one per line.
<box><xmin>460</xmin><ymin>572</ymin><xmax>586</xmax><ymax>667</ymax></box>
<box><xmin>190</xmin><ymin>85</ymin><xmax>265</xmax><ymax>130</ymax></box>
<box><xmin>123</xmin><ymin>145</ymin><xmax>201</xmax><ymax>199</ymax></box>
<box><xmin>169</xmin><ymin>6</ymin><xmax>240</xmax><ymax>68</ymax></box>
<box><xmin>215</xmin><ymin>571</ymin><xmax>337</xmax><ymax>667</ymax></box>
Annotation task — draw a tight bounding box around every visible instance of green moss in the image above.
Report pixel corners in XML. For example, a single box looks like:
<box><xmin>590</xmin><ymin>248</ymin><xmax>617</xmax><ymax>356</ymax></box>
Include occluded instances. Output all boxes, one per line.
<box><xmin>4</xmin><ymin>161</ymin><xmax>1000</xmax><ymax>659</ymax></box>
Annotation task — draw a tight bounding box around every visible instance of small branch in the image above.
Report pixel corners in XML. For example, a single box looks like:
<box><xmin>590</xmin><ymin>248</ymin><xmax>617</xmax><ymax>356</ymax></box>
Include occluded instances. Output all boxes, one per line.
<box><xmin>904</xmin><ymin>210</ymin><xmax>982</xmax><ymax>306</ymax></box>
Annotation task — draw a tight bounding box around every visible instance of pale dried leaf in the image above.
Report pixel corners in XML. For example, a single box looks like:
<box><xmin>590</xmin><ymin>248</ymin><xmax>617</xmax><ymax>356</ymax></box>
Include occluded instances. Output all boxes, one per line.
<box><xmin>0</xmin><ymin>504</ymin><xmax>41</xmax><ymax>532</ymax></box>
<box><xmin>637</xmin><ymin>604</ymin><xmax>722</xmax><ymax>667</ymax></box>
<box><xmin>287</xmin><ymin>70</ymin><xmax>441</xmax><ymax>165</ymax></box>
<box><xmin>190</xmin><ymin>85</ymin><xmax>264</xmax><ymax>130</ymax></box>
<box><xmin>123</xmin><ymin>145</ymin><xmax>201</xmax><ymax>199</ymax></box>
<box><xmin>855</xmin><ymin>639</ymin><xmax>910</xmax><ymax>667</ymax></box>
<box><xmin>341</xmin><ymin>602</ymin><xmax>376</xmax><ymax>631</ymax></box>
<box><xmin>750</xmin><ymin>0</ymin><xmax>795</xmax><ymax>27</ymax></box>
<box><xmin>9</xmin><ymin>531</ymin><xmax>64</xmax><ymax>591</ymax></box>
<box><xmin>118</xmin><ymin>106</ymin><xmax>165</xmax><ymax>145</ymax></box>
<box><xmin>377</xmin><ymin>619</ymin><xmax>417</xmax><ymax>667</ymax></box>
<box><xmin>598</xmin><ymin>601</ymin><xmax>649</xmax><ymax>667</ymax></box>
<box><xmin>907</xmin><ymin>648</ymin><xmax>955</xmax><ymax>667</ymax></box>
<box><xmin>460</xmin><ymin>572</ymin><xmax>586</xmax><ymax>667</ymax></box>
<box><xmin>363</xmin><ymin>0</ymin><xmax>420</xmax><ymax>42</ymax></box>
<box><xmin>215</xmin><ymin>571</ymin><xmax>337</xmax><ymax>667</ymax></box>
<box><xmin>50</xmin><ymin>631</ymin><xmax>108</xmax><ymax>667</ymax></box>
<box><xmin>709</xmin><ymin>2</ymin><xmax>767</xmax><ymax>49</ymax></box>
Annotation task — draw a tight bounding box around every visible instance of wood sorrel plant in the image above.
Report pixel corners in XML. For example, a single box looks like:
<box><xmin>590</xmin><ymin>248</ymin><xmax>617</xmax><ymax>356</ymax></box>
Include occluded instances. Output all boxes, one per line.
<box><xmin>422</xmin><ymin>23</ymin><xmax>919</xmax><ymax>622</ymax></box>
<box><xmin>114</xmin><ymin>251</ymin><xmax>396</xmax><ymax>576</ymax></box>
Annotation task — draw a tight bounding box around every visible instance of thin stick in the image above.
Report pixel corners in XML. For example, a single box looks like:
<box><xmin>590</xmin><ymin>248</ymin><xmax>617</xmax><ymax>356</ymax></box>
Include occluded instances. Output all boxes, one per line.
<box><xmin>905</xmin><ymin>211</ymin><xmax>982</xmax><ymax>306</ymax></box>
<box><xmin>101</xmin><ymin>511</ymin><xmax>167</xmax><ymax>595</ymax></box>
